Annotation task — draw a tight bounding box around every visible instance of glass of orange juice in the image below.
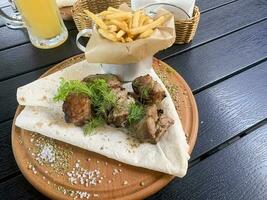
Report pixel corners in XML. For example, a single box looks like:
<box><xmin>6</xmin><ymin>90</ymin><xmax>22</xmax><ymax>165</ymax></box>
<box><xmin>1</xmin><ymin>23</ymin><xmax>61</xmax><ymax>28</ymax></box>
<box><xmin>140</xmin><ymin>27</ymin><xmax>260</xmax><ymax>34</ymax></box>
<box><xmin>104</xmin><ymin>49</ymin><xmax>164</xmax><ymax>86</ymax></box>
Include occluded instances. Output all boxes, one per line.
<box><xmin>0</xmin><ymin>0</ymin><xmax>68</xmax><ymax>49</ymax></box>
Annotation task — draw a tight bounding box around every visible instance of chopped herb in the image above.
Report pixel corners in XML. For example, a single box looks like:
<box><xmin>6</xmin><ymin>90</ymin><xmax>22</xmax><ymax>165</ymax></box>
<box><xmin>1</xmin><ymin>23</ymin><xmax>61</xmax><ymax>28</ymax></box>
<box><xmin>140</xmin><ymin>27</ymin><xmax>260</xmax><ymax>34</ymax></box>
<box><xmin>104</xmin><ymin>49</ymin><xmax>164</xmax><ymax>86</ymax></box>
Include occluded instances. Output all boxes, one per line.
<box><xmin>83</xmin><ymin>116</ymin><xmax>105</xmax><ymax>135</ymax></box>
<box><xmin>54</xmin><ymin>78</ymin><xmax>116</xmax><ymax>135</ymax></box>
<box><xmin>139</xmin><ymin>86</ymin><xmax>150</xmax><ymax>101</ymax></box>
<box><xmin>87</xmin><ymin>79</ymin><xmax>116</xmax><ymax>117</ymax></box>
<box><xmin>53</xmin><ymin>78</ymin><xmax>91</xmax><ymax>101</ymax></box>
<box><xmin>127</xmin><ymin>103</ymin><xmax>145</xmax><ymax>125</ymax></box>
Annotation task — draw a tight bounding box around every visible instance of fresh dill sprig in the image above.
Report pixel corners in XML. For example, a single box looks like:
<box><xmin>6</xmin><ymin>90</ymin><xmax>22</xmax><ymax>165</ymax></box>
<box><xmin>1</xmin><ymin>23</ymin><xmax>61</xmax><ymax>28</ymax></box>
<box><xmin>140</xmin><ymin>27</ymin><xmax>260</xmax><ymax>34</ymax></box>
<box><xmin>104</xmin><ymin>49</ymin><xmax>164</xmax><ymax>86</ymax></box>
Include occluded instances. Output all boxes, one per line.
<box><xmin>127</xmin><ymin>103</ymin><xmax>145</xmax><ymax>125</ymax></box>
<box><xmin>83</xmin><ymin>116</ymin><xmax>105</xmax><ymax>135</ymax></box>
<box><xmin>87</xmin><ymin>79</ymin><xmax>116</xmax><ymax>117</ymax></box>
<box><xmin>140</xmin><ymin>86</ymin><xmax>150</xmax><ymax>101</ymax></box>
<box><xmin>54</xmin><ymin>78</ymin><xmax>116</xmax><ymax>135</ymax></box>
<box><xmin>53</xmin><ymin>78</ymin><xmax>91</xmax><ymax>102</ymax></box>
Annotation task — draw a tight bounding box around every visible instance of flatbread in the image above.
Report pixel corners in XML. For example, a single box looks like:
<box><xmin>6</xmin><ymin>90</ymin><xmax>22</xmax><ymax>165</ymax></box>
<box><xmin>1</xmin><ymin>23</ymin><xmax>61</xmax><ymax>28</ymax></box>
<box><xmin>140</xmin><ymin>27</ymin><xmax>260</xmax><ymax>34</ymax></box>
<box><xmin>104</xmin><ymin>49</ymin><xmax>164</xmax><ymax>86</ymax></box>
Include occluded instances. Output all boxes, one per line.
<box><xmin>16</xmin><ymin>60</ymin><xmax>189</xmax><ymax>177</ymax></box>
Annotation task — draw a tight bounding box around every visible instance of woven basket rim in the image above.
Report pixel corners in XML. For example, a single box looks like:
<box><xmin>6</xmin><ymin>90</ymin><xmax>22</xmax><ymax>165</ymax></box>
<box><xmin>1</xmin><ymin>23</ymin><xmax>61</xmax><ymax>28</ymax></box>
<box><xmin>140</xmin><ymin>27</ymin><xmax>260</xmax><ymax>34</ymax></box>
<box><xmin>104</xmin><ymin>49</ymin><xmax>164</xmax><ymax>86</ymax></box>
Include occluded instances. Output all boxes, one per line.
<box><xmin>175</xmin><ymin>6</ymin><xmax>200</xmax><ymax>23</ymax></box>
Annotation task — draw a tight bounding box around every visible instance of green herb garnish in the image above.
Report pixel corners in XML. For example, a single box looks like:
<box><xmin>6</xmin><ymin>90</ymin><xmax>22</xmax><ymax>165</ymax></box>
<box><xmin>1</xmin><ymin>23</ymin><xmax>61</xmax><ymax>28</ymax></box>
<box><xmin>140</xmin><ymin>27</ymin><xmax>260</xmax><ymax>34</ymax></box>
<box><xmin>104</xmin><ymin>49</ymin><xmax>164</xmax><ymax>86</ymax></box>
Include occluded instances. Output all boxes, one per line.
<box><xmin>140</xmin><ymin>86</ymin><xmax>150</xmax><ymax>101</ymax></box>
<box><xmin>87</xmin><ymin>79</ymin><xmax>116</xmax><ymax>117</ymax></box>
<box><xmin>127</xmin><ymin>103</ymin><xmax>145</xmax><ymax>125</ymax></box>
<box><xmin>83</xmin><ymin>116</ymin><xmax>105</xmax><ymax>135</ymax></box>
<box><xmin>53</xmin><ymin>78</ymin><xmax>91</xmax><ymax>101</ymax></box>
<box><xmin>54</xmin><ymin>78</ymin><xmax>117</xmax><ymax>134</ymax></box>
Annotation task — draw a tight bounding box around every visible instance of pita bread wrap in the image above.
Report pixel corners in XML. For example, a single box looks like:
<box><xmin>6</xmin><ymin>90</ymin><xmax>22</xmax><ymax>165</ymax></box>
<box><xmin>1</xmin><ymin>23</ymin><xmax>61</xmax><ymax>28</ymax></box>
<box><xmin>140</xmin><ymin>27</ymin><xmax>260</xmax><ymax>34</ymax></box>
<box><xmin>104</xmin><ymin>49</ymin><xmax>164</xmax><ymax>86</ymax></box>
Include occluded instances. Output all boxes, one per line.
<box><xmin>15</xmin><ymin>61</ymin><xmax>190</xmax><ymax>177</ymax></box>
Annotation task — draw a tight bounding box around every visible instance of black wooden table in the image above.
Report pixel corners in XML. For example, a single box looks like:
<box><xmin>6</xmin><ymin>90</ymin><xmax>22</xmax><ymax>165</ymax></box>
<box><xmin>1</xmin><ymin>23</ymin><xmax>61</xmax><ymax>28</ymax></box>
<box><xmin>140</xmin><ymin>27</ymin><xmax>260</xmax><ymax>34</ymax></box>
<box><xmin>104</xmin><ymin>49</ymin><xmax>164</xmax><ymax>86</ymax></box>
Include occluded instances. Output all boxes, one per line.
<box><xmin>1</xmin><ymin>0</ymin><xmax>267</xmax><ymax>199</ymax></box>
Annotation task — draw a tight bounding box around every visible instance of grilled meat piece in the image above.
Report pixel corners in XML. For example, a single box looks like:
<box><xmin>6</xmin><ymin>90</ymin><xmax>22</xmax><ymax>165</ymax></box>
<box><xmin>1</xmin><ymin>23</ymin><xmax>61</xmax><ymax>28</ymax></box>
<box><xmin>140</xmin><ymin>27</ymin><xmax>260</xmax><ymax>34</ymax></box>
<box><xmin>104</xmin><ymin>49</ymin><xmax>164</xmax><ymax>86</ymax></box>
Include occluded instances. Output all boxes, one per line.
<box><xmin>107</xmin><ymin>88</ymin><xmax>135</xmax><ymax>127</ymax></box>
<box><xmin>130</xmin><ymin>104</ymin><xmax>174</xmax><ymax>144</ymax></box>
<box><xmin>63</xmin><ymin>93</ymin><xmax>92</xmax><ymax>126</ymax></box>
<box><xmin>132</xmin><ymin>74</ymin><xmax>166</xmax><ymax>104</ymax></box>
<box><xmin>83</xmin><ymin>74</ymin><xmax>122</xmax><ymax>89</ymax></box>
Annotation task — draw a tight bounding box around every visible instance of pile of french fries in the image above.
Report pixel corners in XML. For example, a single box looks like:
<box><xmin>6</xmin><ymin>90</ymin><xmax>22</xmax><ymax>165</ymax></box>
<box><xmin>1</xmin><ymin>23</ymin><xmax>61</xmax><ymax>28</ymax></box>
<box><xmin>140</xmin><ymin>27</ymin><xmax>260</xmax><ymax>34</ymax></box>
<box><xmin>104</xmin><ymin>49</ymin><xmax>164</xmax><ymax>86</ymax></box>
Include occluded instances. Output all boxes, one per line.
<box><xmin>84</xmin><ymin>7</ymin><xmax>171</xmax><ymax>43</ymax></box>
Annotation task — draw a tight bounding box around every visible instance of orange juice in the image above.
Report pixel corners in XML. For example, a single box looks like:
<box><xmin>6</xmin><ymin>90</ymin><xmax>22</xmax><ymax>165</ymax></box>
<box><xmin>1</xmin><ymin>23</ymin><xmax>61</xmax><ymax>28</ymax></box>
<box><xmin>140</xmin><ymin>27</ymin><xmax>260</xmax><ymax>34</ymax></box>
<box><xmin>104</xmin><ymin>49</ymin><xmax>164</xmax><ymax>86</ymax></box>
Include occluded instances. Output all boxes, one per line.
<box><xmin>15</xmin><ymin>0</ymin><xmax>62</xmax><ymax>39</ymax></box>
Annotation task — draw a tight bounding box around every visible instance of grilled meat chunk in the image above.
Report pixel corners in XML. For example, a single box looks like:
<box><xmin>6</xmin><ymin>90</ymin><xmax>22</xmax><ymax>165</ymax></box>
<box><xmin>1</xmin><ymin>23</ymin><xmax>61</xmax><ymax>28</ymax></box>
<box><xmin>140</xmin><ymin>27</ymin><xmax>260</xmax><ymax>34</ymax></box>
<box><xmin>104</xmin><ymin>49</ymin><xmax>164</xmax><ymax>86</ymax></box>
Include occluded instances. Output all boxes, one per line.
<box><xmin>130</xmin><ymin>104</ymin><xmax>174</xmax><ymax>144</ymax></box>
<box><xmin>107</xmin><ymin>88</ymin><xmax>135</xmax><ymax>127</ymax></box>
<box><xmin>63</xmin><ymin>93</ymin><xmax>92</xmax><ymax>126</ymax></box>
<box><xmin>132</xmin><ymin>74</ymin><xmax>166</xmax><ymax>104</ymax></box>
<box><xmin>83</xmin><ymin>74</ymin><xmax>122</xmax><ymax>89</ymax></box>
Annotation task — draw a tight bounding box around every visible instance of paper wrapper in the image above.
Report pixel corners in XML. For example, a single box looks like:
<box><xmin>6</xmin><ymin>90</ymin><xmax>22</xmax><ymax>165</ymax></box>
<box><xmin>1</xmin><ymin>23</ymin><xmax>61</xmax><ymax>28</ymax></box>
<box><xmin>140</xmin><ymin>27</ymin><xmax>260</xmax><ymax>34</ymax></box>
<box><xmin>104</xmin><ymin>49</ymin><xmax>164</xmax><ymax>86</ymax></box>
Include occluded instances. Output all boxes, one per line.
<box><xmin>16</xmin><ymin>61</ymin><xmax>189</xmax><ymax>177</ymax></box>
<box><xmin>85</xmin><ymin>5</ymin><xmax>176</xmax><ymax>64</ymax></box>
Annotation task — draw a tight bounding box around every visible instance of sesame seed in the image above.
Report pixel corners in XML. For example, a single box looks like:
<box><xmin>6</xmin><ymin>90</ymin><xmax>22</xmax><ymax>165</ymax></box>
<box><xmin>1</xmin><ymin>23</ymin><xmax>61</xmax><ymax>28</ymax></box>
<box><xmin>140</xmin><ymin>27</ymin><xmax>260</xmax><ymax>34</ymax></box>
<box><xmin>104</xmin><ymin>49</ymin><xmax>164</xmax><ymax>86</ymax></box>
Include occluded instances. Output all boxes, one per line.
<box><xmin>140</xmin><ymin>181</ymin><xmax>145</xmax><ymax>186</ymax></box>
<box><xmin>123</xmin><ymin>180</ymin><xmax>128</xmax><ymax>185</ymax></box>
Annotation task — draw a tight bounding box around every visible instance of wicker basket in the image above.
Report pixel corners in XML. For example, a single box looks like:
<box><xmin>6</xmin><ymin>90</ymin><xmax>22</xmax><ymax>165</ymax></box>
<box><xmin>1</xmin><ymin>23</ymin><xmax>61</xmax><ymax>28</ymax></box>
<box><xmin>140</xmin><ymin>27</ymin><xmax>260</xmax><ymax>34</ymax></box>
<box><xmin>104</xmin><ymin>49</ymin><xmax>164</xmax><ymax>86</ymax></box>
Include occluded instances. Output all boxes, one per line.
<box><xmin>72</xmin><ymin>0</ymin><xmax>200</xmax><ymax>44</ymax></box>
<box><xmin>175</xmin><ymin>6</ymin><xmax>200</xmax><ymax>44</ymax></box>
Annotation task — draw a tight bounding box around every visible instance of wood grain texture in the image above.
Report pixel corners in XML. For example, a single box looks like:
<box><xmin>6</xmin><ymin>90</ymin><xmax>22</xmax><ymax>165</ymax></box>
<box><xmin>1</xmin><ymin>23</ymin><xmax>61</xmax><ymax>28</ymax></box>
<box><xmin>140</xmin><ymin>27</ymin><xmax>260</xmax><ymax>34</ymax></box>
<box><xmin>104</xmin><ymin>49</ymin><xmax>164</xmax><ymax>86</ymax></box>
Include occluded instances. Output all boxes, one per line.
<box><xmin>0</xmin><ymin>175</ymin><xmax>49</xmax><ymax>200</ymax></box>
<box><xmin>191</xmin><ymin>61</ymin><xmax>267</xmax><ymax>160</ymax></box>
<box><xmin>163</xmin><ymin>19</ymin><xmax>267</xmax><ymax>92</ymax></box>
<box><xmin>147</xmin><ymin>123</ymin><xmax>267</xmax><ymax>200</ymax></box>
<box><xmin>0</xmin><ymin>120</ymin><xmax>18</xmax><ymax>180</ymax></box>
<box><xmin>156</xmin><ymin>0</ymin><xmax>267</xmax><ymax>59</ymax></box>
<box><xmin>0</xmin><ymin>29</ymin><xmax>82</xmax><ymax>82</ymax></box>
<box><xmin>0</xmin><ymin>67</ymin><xmax>48</xmax><ymax>122</ymax></box>
<box><xmin>196</xmin><ymin>0</ymin><xmax>238</xmax><ymax>12</ymax></box>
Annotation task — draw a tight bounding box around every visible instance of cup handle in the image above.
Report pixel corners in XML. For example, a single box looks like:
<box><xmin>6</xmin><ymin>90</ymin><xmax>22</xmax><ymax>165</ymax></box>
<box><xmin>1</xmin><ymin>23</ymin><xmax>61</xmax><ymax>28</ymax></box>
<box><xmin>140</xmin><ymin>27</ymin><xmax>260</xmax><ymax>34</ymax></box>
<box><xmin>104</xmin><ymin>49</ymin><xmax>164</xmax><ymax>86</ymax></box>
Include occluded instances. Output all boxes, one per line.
<box><xmin>0</xmin><ymin>7</ymin><xmax>24</xmax><ymax>29</ymax></box>
<box><xmin>76</xmin><ymin>28</ymin><xmax>92</xmax><ymax>52</ymax></box>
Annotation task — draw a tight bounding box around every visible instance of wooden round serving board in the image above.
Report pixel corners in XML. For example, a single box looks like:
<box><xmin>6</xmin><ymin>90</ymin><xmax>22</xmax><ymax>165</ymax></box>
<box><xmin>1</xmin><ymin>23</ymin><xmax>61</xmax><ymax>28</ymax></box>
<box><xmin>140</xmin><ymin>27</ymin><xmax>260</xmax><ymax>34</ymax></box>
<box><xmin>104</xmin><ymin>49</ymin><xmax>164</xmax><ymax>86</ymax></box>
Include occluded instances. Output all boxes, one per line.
<box><xmin>12</xmin><ymin>54</ymin><xmax>198</xmax><ymax>200</ymax></box>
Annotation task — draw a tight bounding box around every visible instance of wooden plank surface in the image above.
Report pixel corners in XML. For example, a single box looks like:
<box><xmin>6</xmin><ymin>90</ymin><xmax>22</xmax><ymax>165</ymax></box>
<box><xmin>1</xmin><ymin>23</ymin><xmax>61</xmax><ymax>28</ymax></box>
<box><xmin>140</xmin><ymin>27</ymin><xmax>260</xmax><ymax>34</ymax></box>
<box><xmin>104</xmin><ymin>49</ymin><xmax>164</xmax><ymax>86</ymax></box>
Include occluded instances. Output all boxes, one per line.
<box><xmin>0</xmin><ymin>29</ymin><xmax>82</xmax><ymax>82</ymax></box>
<box><xmin>147</xmin><ymin>123</ymin><xmax>267</xmax><ymax>200</ymax></box>
<box><xmin>163</xmin><ymin>19</ymin><xmax>267</xmax><ymax>92</ymax></box>
<box><xmin>0</xmin><ymin>67</ymin><xmax>48</xmax><ymax>123</ymax></box>
<box><xmin>0</xmin><ymin>175</ymin><xmax>49</xmax><ymax>200</ymax></box>
<box><xmin>157</xmin><ymin>0</ymin><xmax>267</xmax><ymax>60</ymax></box>
<box><xmin>191</xmin><ymin>61</ymin><xmax>267</xmax><ymax>160</ymax></box>
<box><xmin>0</xmin><ymin>120</ymin><xmax>18</xmax><ymax>180</ymax></box>
<box><xmin>196</xmin><ymin>0</ymin><xmax>238</xmax><ymax>12</ymax></box>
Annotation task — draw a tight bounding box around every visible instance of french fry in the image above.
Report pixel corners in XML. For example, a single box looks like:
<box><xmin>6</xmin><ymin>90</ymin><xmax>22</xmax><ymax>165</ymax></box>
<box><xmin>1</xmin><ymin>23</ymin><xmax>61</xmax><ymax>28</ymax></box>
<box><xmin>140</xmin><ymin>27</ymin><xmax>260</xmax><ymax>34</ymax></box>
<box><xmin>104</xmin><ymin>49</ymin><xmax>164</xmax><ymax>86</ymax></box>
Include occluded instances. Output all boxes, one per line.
<box><xmin>109</xmin><ymin>19</ymin><xmax>129</xmax><ymax>32</ymax></box>
<box><xmin>144</xmin><ymin>17</ymin><xmax>153</xmax><ymax>25</ymax></box>
<box><xmin>108</xmin><ymin>24</ymin><xmax>118</xmax><ymax>32</ymax></box>
<box><xmin>86</xmin><ymin>7</ymin><xmax>171</xmax><ymax>43</ymax></box>
<box><xmin>98</xmin><ymin>28</ymin><xmax>117</xmax><ymax>42</ymax></box>
<box><xmin>116</xmin><ymin>30</ymin><xmax>126</xmax><ymax>39</ymax></box>
<box><xmin>132</xmin><ymin>10</ymin><xmax>141</xmax><ymax>28</ymax></box>
<box><xmin>99</xmin><ymin>10</ymin><xmax>114</xmax><ymax>16</ymax></box>
<box><xmin>105</xmin><ymin>12</ymin><xmax>132</xmax><ymax>20</ymax></box>
<box><xmin>127</xmin><ymin>18</ymin><xmax>132</xmax><ymax>29</ymax></box>
<box><xmin>126</xmin><ymin>37</ymin><xmax>133</xmax><ymax>42</ymax></box>
<box><xmin>130</xmin><ymin>16</ymin><xmax>165</xmax><ymax>35</ymax></box>
<box><xmin>84</xmin><ymin>10</ymin><xmax>108</xmax><ymax>30</ymax></box>
<box><xmin>139</xmin><ymin>14</ymin><xmax>146</xmax><ymax>26</ymax></box>
<box><xmin>138</xmin><ymin>29</ymin><xmax>153</xmax><ymax>39</ymax></box>
<box><xmin>120</xmin><ymin>37</ymin><xmax>126</xmax><ymax>43</ymax></box>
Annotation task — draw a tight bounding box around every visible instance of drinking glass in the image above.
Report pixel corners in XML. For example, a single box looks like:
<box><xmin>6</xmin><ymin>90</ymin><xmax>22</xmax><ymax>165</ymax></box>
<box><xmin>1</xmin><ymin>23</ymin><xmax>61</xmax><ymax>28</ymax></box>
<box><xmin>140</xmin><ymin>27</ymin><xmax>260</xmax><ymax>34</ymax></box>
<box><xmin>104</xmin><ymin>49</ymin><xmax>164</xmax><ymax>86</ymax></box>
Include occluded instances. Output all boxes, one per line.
<box><xmin>0</xmin><ymin>0</ymin><xmax>68</xmax><ymax>49</ymax></box>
